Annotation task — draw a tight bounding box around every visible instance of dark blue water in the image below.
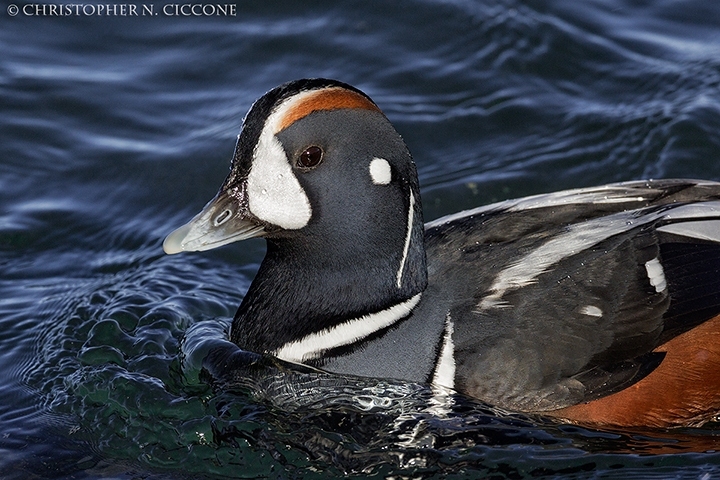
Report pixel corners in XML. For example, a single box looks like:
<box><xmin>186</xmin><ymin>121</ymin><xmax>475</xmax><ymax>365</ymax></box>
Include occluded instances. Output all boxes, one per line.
<box><xmin>3</xmin><ymin>0</ymin><xmax>720</xmax><ymax>478</ymax></box>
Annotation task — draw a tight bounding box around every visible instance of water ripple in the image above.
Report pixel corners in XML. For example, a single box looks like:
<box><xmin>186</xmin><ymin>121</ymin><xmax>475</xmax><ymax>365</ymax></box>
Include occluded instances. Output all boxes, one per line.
<box><xmin>3</xmin><ymin>0</ymin><xmax>720</xmax><ymax>477</ymax></box>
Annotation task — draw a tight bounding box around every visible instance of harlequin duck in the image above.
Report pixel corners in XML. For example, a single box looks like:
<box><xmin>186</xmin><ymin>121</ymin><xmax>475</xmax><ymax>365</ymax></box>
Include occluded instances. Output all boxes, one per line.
<box><xmin>164</xmin><ymin>78</ymin><xmax>720</xmax><ymax>428</ymax></box>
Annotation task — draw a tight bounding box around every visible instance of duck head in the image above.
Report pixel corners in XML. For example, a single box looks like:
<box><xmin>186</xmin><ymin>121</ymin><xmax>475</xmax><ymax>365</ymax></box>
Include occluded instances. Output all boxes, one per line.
<box><xmin>164</xmin><ymin>79</ymin><xmax>427</xmax><ymax>352</ymax></box>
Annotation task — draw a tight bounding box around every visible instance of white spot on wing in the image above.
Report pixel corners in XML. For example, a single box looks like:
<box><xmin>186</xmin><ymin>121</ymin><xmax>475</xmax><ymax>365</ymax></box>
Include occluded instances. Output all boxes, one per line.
<box><xmin>580</xmin><ymin>305</ymin><xmax>603</xmax><ymax>317</ymax></box>
<box><xmin>396</xmin><ymin>191</ymin><xmax>415</xmax><ymax>288</ymax></box>
<box><xmin>369</xmin><ymin>157</ymin><xmax>392</xmax><ymax>185</ymax></box>
<box><xmin>272</xmin><ymin>293</ymin><xmax>422</xmax><ymax>363</ymax></box>
<box><xmin>645</xmin><ymin>257</ymin><xmax>667</xmax><ymax>293</ymax></box>
<box><xmin>431</xmin><ymin>312</ymin><xmax>455</xmax><ymax>389</ymax></box>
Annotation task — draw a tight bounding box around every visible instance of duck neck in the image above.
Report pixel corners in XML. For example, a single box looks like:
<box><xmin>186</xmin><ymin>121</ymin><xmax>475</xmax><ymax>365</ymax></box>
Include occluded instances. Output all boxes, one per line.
<box><xmin>230</xmin><ymin>195</ymin><xmax>427</xmax><ymax>355</ymax></box>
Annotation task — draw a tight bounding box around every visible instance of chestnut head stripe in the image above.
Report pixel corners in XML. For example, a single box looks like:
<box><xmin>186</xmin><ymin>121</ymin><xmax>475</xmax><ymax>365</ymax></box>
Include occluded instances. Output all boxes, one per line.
<box><xmin>276</xmin><ymin>87</ymin><xmax>382</xmax><ymax>133</ymax></box>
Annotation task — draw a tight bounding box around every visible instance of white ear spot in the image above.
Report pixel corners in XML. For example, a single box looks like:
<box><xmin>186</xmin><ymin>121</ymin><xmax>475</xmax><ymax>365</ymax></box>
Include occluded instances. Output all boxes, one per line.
<box><xmin>369</xmin><ymin>157</ymin><xmax>392</xmax><ymax>185</ymax></box>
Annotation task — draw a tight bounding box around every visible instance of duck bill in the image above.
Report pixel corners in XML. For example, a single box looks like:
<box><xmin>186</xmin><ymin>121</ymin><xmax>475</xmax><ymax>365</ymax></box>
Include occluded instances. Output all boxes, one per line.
<box><xmin>163</xmin><ymin>190</ymin><xmax>265</xmax><ymax>254</ymax></box>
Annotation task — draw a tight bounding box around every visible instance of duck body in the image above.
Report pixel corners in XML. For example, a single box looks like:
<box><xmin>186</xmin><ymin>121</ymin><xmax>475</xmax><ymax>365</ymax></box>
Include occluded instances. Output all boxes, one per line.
<box><xmin>165</xmin><ymin>79</ymin><xmax>720</xmax><ymax>427</ymax></box>
<box><xmin>423</xmin><ymin>181</ymin><xmax>720</xmax><ymax>425</ymax></box>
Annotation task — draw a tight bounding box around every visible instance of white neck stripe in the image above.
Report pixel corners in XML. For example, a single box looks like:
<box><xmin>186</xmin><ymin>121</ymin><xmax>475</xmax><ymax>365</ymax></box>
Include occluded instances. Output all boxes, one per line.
<box><xmin>396</xmin><ymin>191</ymin><xmax>415</xmax><ymax>288</ymax></box>
<box><xmin>272</xmin><ymin>293</ymin><xmax>422</xmax><ymax>364</ymax></box>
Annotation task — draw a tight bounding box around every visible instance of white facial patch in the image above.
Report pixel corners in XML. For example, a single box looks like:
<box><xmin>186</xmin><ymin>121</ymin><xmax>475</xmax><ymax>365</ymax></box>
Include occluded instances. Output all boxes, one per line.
<box><xmin>247</xmin><ymin>135</ymin><xmax>310</xmax><ymax>229</ymax></box>
<box><xmin>369</xmin><ymin>157</ymin><xmax>392</xmax><ymax>185</ymax></box>
<box><xmin>645</xmin><ymin>257</ymin><xmax>667</xmax><ymax>293</ymax></box>
<box><xmin>246</xmin><ymin>90</ymin><xmax>323</xmax><ymax>230</ymax></box>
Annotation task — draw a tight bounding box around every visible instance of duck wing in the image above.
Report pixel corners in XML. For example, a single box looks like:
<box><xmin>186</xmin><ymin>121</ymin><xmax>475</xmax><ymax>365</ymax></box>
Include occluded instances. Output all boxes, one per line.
<box><xmin>425</xmin><ymin>179</ymin><xmax>720</xmax><ymax>411</ymax></box>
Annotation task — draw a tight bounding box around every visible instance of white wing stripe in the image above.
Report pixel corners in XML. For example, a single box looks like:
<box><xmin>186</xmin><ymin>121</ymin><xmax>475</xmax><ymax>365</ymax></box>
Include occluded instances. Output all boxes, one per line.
<box><xmin>658</xmin><ymin>220</ymin><xmax>720</xmax><ymax>243</ymax></box>
<box><xmin>479</xmin><ymin>201</ymin><xmax>720</xmax><ymax>310</ymax></box>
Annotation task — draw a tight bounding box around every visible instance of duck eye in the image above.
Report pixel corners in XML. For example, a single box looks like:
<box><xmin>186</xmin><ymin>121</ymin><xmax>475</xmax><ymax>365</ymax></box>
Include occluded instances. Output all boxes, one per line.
<box><xmin>298</xmin><ymin>146</ymin><xmax>323</xmax><ymax>169</ymax></box>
